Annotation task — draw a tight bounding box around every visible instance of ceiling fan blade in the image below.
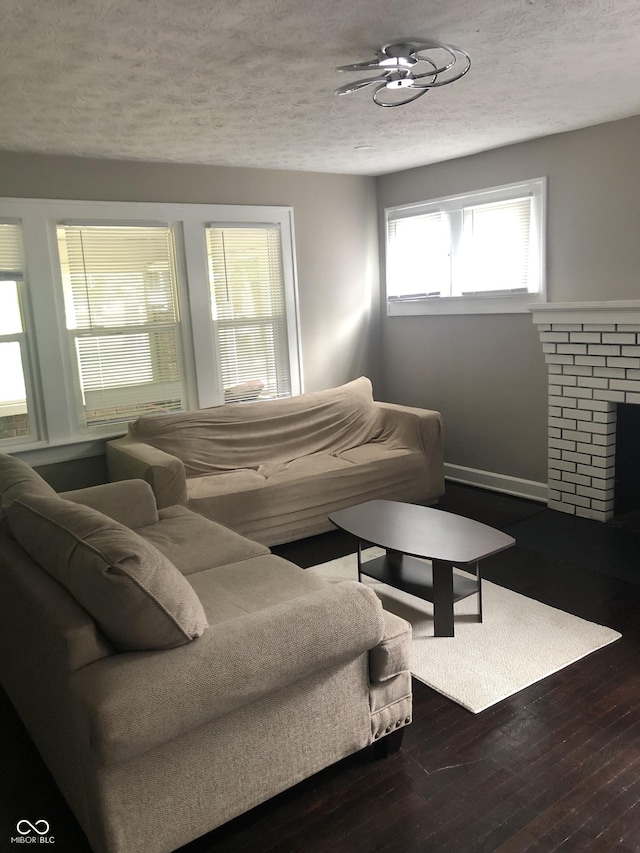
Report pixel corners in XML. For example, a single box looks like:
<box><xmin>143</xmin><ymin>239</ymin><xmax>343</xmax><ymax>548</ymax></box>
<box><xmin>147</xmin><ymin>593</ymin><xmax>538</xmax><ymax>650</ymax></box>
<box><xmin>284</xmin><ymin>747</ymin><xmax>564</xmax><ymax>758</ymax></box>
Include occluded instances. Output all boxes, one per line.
<box><xmin>335</xmin><ymin>59</ymin><xmax>382</xmax><ymax>72</ymax></box>
<box><xmin>335</xmin><ymin>77</ymin><xmax>387</xmax><ymax>95</ymax></box>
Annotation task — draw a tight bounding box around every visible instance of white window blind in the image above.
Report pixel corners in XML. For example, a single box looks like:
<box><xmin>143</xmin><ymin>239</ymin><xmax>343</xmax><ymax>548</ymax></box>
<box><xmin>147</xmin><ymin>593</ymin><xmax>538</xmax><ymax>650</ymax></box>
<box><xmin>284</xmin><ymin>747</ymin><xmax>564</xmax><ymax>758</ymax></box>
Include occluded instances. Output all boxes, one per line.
<box><xmin>0</xmin><ymin>222</ymin><xmax>36</xmax><ymax>443</ymax></box>
<box><xmin>386</xmin><ymin>211</ymin><xmax>449</xmax><ymax>299</ymax></box>
<box><xmin>457</xmin><ymin>197</ymin><xmax>532</xmax><ymax>295</ymax></box>
<box><xmin>56</xmin><ymin>224</ymin><xmax>186</xmax><ymax>427</ymax></box>
<box><xmin>385</xmin><ymin>178</ymin><xmax>546</xmax><ymax>315</ymax></box>
<box><xmin>205</xmin><ymin>225</ymin><xmax>292</xmax><ymax>401</ymax></box>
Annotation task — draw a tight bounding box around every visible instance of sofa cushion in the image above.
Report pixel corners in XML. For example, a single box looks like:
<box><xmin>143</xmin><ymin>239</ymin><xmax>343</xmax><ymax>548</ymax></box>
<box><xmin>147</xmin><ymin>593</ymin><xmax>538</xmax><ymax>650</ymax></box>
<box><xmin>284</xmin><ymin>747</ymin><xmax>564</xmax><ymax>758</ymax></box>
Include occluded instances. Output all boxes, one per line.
<box><xmin>0</xmin><ymin>453</ymin><xmax>57</xmax><ymax>515</ymax></box>
<box><xmin>137</xmin><ymin>505</ymin><xmax>270</xmax><ymax>576</ymax></box>
<box><xmin>6</xmin><ymin>495</ymin><xmax>208</xmax><ymax>651</ymax></box>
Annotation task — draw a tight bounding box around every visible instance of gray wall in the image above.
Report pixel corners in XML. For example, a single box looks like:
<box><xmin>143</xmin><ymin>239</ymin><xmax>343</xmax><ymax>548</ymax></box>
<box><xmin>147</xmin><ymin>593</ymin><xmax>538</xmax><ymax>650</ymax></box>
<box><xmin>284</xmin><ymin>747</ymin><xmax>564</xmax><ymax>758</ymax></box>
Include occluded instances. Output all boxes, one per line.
<box><xmin>377</xmin><ymin>115</ymin><xmax>640</xmax><ymax>486</ymax></box>
<box><xmin>0</xmin><ymin>152</ymin><xmax>380</xmax><ymax>488</ymax></box>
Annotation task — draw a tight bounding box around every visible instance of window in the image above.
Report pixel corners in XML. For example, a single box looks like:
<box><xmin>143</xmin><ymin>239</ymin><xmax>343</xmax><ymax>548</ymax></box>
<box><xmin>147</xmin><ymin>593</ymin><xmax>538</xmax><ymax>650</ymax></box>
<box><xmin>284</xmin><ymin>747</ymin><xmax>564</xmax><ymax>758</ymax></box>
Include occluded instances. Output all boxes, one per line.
<box><xmin>0</xmin><ymin>199</ymin><xmax>301</xmax><ymax>461</ymax></box>
<box><xmin>0</xmin><ymin>222</ymin><xmax>38</xmax><ymax>445</ymax></box>
<box><xmin>385</xmin><ymin>178</ymin><xmax>546</xmax><ymax>315</ymax></box>
<box><xmin>56</xmin><ymin>224</ymin><xmax>186</xmax><ymax>427</ymax></box>
<box><xmin>206</xmin><ymin>225</ymin><xmax>292</xmax><ymax>401</ymax></box>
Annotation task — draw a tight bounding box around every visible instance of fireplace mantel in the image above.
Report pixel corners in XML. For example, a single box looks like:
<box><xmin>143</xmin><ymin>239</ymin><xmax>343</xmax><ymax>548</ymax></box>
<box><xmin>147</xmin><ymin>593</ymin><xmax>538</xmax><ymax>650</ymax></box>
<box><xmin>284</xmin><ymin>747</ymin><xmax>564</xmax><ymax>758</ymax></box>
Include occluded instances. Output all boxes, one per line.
<box><xmin>529</xmin><ymin>301</ymin><xmax>640</xmax><ymax>521</ymax></box>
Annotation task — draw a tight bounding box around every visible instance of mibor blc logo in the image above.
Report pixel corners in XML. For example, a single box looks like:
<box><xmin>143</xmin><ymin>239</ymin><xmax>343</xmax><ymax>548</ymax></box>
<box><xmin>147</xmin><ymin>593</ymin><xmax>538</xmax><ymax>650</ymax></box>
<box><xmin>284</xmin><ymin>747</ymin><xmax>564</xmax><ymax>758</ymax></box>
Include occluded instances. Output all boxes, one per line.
<box><xmin>11</xmin><ymin>820</ymin><xmax>55</xmax><ymax>844</ymax></box>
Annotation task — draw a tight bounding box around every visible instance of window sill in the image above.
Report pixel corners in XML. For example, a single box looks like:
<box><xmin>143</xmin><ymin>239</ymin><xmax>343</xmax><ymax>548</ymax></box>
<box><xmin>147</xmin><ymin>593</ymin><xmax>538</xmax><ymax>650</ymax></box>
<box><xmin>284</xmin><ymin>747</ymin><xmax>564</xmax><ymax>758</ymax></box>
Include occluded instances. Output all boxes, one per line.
<box><xmin>7</xmin><ymin>432</ymin><xmax>127</xmax><ymax>467</ymax></box>
<box><xmin>387</xmin><ymin>292</ymin><xmax>546</xmax><ymax>316</ymax></box>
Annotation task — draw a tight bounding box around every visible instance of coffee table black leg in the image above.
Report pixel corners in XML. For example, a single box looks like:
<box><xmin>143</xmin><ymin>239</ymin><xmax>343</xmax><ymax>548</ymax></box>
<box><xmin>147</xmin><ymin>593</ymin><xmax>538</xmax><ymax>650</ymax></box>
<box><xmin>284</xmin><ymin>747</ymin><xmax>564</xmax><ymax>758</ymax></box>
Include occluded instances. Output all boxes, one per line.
<box><xmin>475</xmin><ymin>560</ymin><xmax>483</xmax><ymax>623</ymax></box>
<box><xmin>432</xmin><ymin>558</ymin><xmax>454</xmax><ymax>637</ymax></box>
<box><xmin>357</xmin><ymin>540</ymin><xmax>362</xmax><ymax>582</ymax></box>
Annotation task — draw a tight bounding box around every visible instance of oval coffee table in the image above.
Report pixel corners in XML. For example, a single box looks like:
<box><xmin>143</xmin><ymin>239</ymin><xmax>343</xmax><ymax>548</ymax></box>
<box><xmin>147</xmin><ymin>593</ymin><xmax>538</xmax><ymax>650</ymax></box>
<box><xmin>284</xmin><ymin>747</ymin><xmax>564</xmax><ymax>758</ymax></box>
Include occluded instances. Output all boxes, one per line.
<box><xmin>329</xmin><ymin>500</ymin><xmax>515</xmax><ymax>637</ymax></box>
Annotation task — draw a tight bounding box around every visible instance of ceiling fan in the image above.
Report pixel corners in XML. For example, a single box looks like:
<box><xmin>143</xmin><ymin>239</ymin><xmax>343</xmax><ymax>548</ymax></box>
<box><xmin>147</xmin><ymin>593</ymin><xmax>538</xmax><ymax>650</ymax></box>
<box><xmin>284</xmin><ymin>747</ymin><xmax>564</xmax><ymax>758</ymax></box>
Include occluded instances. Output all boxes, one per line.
<box><xmin>335</xmin><ymin>40</ymin><xmax>471</xmax><ymax>107</ymax></box>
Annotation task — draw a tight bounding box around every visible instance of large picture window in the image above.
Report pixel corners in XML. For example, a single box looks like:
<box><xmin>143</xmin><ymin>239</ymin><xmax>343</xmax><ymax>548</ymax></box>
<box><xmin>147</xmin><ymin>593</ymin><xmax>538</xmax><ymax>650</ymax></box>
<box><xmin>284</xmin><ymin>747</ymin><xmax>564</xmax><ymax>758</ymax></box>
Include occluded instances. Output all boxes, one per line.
<box><xmin>385</xmin><ymin>178</ymin><xmax>546</xmax><ymax>315</ymax></box>
<box><xmin>0</xmin><ymin>199</ymin><xmax>301</xmax><ymax>461</ymax></box>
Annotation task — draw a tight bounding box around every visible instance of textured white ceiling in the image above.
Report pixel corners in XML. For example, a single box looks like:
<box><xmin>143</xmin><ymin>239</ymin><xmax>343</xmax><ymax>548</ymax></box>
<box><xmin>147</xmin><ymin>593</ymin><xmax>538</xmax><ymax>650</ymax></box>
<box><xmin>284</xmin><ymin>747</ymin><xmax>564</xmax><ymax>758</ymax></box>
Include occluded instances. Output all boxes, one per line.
<box><xmin>1</xmin><ymin>0</ymin><xmax>640</xmax><ymax>175</ymax></box>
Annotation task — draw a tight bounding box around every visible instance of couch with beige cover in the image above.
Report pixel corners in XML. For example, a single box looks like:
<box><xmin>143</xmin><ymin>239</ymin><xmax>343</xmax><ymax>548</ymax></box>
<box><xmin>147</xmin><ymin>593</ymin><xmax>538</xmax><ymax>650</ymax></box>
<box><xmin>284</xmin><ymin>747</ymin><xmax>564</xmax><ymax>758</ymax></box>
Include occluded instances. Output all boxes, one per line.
<box><xmin>0</xmin><ymin>453</ymin><xmax>413</xmax><ymax>853</ymax></box>
<box><xmin>106</xmin><ymin>376</ymin><xmax>444</xmax><ymax>546</ymax></box>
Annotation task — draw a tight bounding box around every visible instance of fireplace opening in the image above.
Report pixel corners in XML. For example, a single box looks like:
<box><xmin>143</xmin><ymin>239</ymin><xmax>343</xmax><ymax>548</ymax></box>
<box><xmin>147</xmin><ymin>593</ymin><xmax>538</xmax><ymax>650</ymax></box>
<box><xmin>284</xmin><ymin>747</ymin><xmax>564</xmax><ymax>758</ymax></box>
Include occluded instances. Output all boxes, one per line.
<box><xmin>614</xmin><ymin>403</ymin><xmax>640</xmax><ymax>520</ymax></box>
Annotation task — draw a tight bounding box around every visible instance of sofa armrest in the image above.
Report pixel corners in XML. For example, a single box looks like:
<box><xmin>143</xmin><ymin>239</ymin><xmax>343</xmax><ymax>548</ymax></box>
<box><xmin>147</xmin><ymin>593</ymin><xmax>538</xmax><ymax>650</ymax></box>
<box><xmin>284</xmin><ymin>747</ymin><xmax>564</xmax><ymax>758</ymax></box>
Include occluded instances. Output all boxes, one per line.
<box><xmin>106</xmin><ymin>438</ymin><xmax>188</xmax><ymax>509</ymax></box>
<box><xmin>70</xmin><ymin>581</ymin><xmax>384</xmax><ymax>764</ymax></box>
<box><xmin>369</xmin><ymin>610</ymin><xmax>413</xmax><ymax>683</ymax></box>
<box><xmin>61</xmin><ymin>480</ymin><xmax>160</xmax><ymax>529</ymax></box>
<box><xmin>374</xmin><ymin>401</ymin><xmax>445</xmax><ymax>492</ymax></box>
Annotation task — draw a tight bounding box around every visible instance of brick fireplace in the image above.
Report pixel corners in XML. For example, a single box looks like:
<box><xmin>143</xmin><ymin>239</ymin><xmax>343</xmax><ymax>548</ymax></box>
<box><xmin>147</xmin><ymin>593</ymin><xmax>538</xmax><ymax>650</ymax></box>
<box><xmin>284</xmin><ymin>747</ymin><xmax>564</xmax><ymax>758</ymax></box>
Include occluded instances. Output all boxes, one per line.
<box><xmin>530</xmin><ymin>301</ymin><xmax>640</xmax><ymax>521</ymax></box>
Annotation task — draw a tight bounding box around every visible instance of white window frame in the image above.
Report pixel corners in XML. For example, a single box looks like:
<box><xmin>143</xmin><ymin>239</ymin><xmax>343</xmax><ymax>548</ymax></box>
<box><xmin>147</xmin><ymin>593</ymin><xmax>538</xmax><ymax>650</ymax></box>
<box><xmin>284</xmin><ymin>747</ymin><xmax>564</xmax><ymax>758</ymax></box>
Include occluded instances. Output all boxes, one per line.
<box><xmin>0</xmin><ymin>198</ymin><xmax>302</xmax><ymax>464</ymax></box>
<box><xmin>385</xmin><ymin>178</ymin><xmax>547</xmax><ymax>316</ymax></box>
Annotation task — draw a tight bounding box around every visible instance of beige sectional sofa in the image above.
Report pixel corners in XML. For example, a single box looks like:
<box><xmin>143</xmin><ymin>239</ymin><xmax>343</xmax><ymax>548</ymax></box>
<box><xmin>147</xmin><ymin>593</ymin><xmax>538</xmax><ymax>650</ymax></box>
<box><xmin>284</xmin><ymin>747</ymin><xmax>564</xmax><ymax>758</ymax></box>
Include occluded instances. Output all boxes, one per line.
<box><xmin>0</xmin><ymin>453</ymin><xmax>413</xmax><ymax>853</ymax></box>
<box><xmin>107</xmin><ymin>376</ymin><xmax>444</xmax><ymax>546</ymax></box>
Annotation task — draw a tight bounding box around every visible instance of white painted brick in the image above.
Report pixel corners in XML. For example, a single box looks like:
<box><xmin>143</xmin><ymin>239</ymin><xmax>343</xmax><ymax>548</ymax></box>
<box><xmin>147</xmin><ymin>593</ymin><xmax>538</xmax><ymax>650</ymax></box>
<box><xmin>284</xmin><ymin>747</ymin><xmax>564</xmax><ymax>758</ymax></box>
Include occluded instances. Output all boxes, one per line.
<box><xmin>591</xmin><ymin>476</ymin><xmax>616</xmax><ymax>491</ymax></box>
<box><xmin>549</xmin><ymin>406</ymin><xmax>562</xmax><ymax>417</ymax></box>
<box><xmin>557</xmin><ymin>344</ymin><xmax>587</xmax><ymax>355</ymax></box>
<box><xmin>549</xmin><ymin>489</ymin><xmax>562</xmax><ymax>501</ymax></box>
<box><xmin>550</xmin><ymin>458</ymin><xmax>577</xmax><ymax>472</ymax></box>
<box><xmin>537</xmin><ymin>323</ymin><xmax>552</xmax><ymax>331</ymax></box>
<box><xmin>621</xmin><ymin>345</ymin><xmax>640</xmax><ymax>357</ymax></box>
<box><xmin>583</xmin><ymin>323</ymin><xmax>616</xmax><ymax>332</ymax></box>
<box><xmin>563</xmin><ymin>429</ymin><xmax>593</xmax><ymax>443</ymax></box>
<box><xmin>564</xmin><ymin>386</ymin><xmax>593</xmax><ymax>399</ymax></box>
<box><xmin>563</xmin><ymin>365</ymin><xmax>593</xmax><ymax>377</ymax></box>
<box><xmin>549</xmin><ymin>478</ymin><xmax>575</xmax><ymax>494</ymax></box>
<box><xmin>589</xmin><ymin>344</ymin><xmax>621</xmax><ymax>356</ymax></box>
<box><xmin>577</xmin><ymin>442</ymin><xmax>612</xmax><ymax>457</ymax></box>
<box><xmin>548</xmin><ymin>499</ymin><xmax>575</xmax><ymax>514</ymax></box>
<box><xmin>545</xmin><ymin>354</ymin><xmax>575</xmax><ymax>365</ymax></box>
<box><xmin>570</xmin><ymin>332</ymin><xmax>601</xmax><ymax>343</ymax></box>
<box><xmin>564</xmin><ymin>471</ymin><xmax>591</xmax><ymax>487</ymax></box>
<box><xmin>593</xmin><ymin>367</ymin><xmax>625</xmax><ymax>379</ymax></box>
<box><xmin>542</xmin><ymin>343</ymin><xmax>557</xmax><ymax>354</ymax></box>
<box><xmin>592</xmin><ymin>499</ymin><xmax>615</xmax><ymax>513</ymax></box>
<box><xmin>603</xmin><ymin>332</ymin><xmax>636</xmax><ymax>344</ymax></box>
<box><xmin>577</xmin><ymin>485</ymin><xmax>615</xmax><ymax>500</ymax></box>
<box><xmin>549</xmin><ymin>427</ymin><xmax>562</xmax><ymax>439</ymax></box>
<box><xmin>593</xmin><ymin>411</ymin><xmax>616</xmax><ymax>423</ymax></box>
<box><xmin>562</xmin><ymin>450</ymin><xmax>592</xmax><ymax>465</ymax></box>
<box><xmin>607</xmin><ymin>357</ymin><xmax>640</xmax><ymax>369</ymax></box>
<box><xmin>578</xmin><ymin>377</ymin><xmax>609</xmax><ymax>389</ymax></box>
<box><xmin>575</xmin><ymin>356</ymin><xmax>607</xmax><ymax>366</ymax></box>
<box><xmin>627</xmin><ymin>370</ymin><xmax>640</xmax><ymax>381</ymax></box>
<box><xmin>590</xmin><ymin>455</ymin><xmax>612</xmax><ymax>468</ymax></box>
<box><xmin>549</xmin><ymin>385</ymin><xmax>562</xmax><ymax>396</ymax></box>
<box><xmin>576</xmin><ymin>464</ymin><xmax>614</xmax><ymax>481</ymax></box>
<box><xmin>576</xmin><ymin>507</ymin><xmax>608</xmax><ymax>521</ymax></box>
<box><xmin>627</xmin><ymin>392</ymin><xmax>640</xmax><ymax>404</ymax></box>
<box><xmin>577</xmin><ymin>398</ymin><xmax>614</xmax><ymax>412</ymax></box>
<box><xmin>617</xmin><ymin>324</ymin><xmax>640</xmax><ymax>333</ymax></box>
<box><xmin>571</xmin><ymin>408</ymin><xmax>593</xmax><ymax>422</ymax></box>
<box><xmin>549</xmin><ymin>417</ymin><xmax>577</xmax><ymax>430</ymax></box>
<box><xmin>550</xmin><ymin>437</ymin><xmax>576</xmax><ymax>451</ymax></box>
<box><xmin>555</xmin><ymin>374</ymin><xmax>578</xmax><ymax>386</ymax></box>
<box><xmin>564</xmin><ymin>494</ymin><xmax>591</xmax><ymax>508</ymax></box>
<box><xmin>594</xmin><ymin>389</ymin><xmax>625</xmax><ymax>403</ymax></box>
<box><xmin>549</xmin><ymin>447</ymin><xmax>561</xmax><ymax>459</ymax></box>
<box><xmin>548</xmin><ymin>363</ymin><xmax>563</xmax><ymax>374</ymax></box>
<box><xmin>550</xmin><ymin>324</ymin><xmax>583</xmax><ymax>332</ymax></box>
<box><xmin>610</xmin><ymin>378</ymin><xmax>640</xmax><ymax>393</ymax></box>
<box><xmin>549</xmin><ymin>395</ymin><xmax>576</xmax><ymax>408</ymax></box>
<box><xmin>592</xmin><ymin>432</ymin><xmax>616</xmax><ymax>447</ymax></box>
<box><xmin>540</xmin><ymin>331</ymin><xmax>569</xmax><ymax>342</ymax></box>
<box><xmin>579</xmin><ymin>420</ymin><xmax>614</xmax><ymax>435</ymax></box>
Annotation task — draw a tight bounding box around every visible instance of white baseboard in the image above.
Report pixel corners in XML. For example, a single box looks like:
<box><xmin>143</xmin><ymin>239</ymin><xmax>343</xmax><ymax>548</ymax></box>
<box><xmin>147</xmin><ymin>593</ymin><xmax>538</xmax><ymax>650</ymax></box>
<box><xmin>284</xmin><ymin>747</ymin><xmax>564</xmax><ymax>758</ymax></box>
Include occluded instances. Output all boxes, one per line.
<box><xmin>444</xmin><ymin>463</ymin><xmax>548</xmax><ymax>504</ymax></box>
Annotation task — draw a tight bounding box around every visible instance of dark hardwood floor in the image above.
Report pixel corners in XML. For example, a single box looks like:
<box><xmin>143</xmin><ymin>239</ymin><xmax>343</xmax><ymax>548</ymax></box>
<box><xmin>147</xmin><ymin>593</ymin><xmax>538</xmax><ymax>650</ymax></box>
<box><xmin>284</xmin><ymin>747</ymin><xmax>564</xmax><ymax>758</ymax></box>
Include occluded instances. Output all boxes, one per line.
<box><xmin>3</xmin><ymin>483</ymin><xmax>640</xmax><ymax>852</ymax></box>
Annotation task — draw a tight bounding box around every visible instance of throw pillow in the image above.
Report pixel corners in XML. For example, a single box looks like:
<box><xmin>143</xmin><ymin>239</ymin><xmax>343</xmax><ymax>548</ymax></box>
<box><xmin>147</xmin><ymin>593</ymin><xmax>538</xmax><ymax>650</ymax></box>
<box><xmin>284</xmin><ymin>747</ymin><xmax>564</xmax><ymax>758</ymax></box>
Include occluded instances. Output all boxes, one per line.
<box><xmin>6</xmin><ymin>495</ymin><xmax>208</xmax><ymax>651</ymax></box>
<box><xmin>0</xmin><ymin>452</ymin><xmax>57</xmax><ymax>515</ymax></box>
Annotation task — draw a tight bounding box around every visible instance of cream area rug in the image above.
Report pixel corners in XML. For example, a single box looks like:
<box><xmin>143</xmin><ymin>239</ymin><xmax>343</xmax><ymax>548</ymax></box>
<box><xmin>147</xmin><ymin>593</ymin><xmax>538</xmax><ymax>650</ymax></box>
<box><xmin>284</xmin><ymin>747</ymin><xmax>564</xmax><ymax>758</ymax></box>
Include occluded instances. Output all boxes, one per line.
<box><xmin>309</xmin><ymin>548</ymin><xmax>621</xmax><ymax>714</ymax></box>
